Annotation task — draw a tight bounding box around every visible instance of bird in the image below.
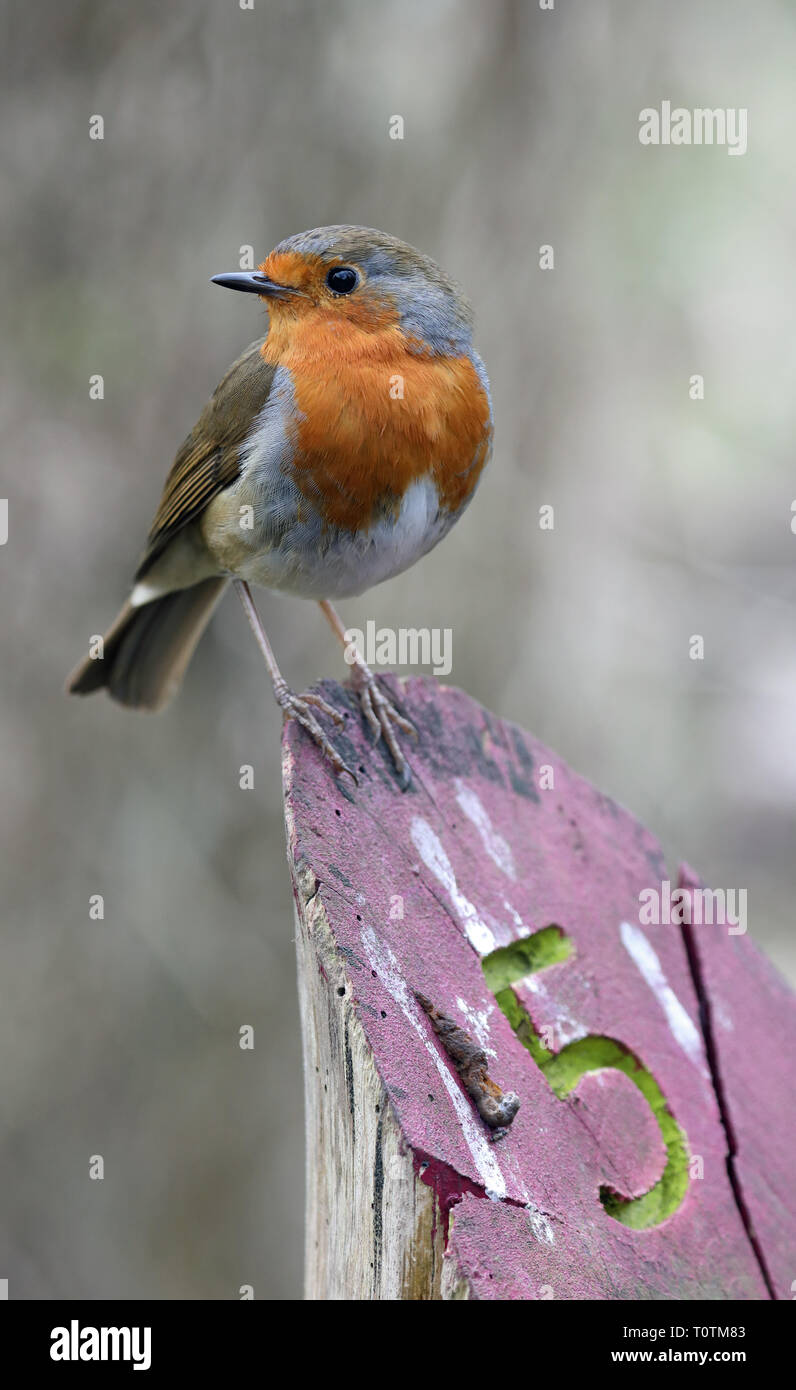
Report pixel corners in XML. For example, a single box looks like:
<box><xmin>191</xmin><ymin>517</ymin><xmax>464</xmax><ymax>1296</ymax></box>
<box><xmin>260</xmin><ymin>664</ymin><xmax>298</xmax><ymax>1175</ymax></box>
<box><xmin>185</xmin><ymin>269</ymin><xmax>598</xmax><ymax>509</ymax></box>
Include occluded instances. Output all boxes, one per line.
<box><xmin>67</xmin><ymin>225</ymin><xmax>494</xmax><ymax>786</ymax></box>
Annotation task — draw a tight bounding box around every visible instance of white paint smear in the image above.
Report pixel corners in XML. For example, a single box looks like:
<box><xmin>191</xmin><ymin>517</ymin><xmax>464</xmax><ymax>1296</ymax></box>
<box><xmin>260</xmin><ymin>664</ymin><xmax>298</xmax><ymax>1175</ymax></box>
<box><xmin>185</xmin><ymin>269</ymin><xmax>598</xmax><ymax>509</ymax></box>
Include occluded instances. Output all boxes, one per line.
<box><xmin>454</xmin><ymin>780</ymin><xmax>516</xmax><ymax>879</ymax></box>
<box><xmin>620</xmin><ymin>921</ymin><xmax>707</xmax><ymax>1073</ymax></box>
<box><xmin>361</xmin><ymin>925</ymin><xmax>507</xmax><ymax>1198</ymax></box>
<box><xmin>410</xmin><ymin>817</ymin><xmax>495</xmax><ymax>954</ymax></box>
<box><xmin>456</xmin><ymin>997</ymin><xmax>497</xmax><ymax>1059</ymax></box>
<box><xmin>526</xmin><ymin>1203</ymin><xmax>555</xmax><ymax>1246</ymax></box>
<box><xmin>517</xmin><ymin>975</ymin><xmax>587</xmax><ymax>1049</ymax></box>
<box><xmin>503</xmin><ymin>899</ymin><xmax>529</xmax><ymax>933</ymax></box>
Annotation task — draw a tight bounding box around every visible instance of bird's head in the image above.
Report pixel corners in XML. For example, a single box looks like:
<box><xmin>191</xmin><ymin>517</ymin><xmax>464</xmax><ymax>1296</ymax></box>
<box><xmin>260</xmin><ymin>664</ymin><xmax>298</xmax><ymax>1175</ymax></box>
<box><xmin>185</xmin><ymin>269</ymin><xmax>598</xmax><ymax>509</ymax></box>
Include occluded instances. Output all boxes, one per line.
<box><xmin>212</xmin><ymin>224</ymin><xmax>474</xmax><ymax>357</ymax></box>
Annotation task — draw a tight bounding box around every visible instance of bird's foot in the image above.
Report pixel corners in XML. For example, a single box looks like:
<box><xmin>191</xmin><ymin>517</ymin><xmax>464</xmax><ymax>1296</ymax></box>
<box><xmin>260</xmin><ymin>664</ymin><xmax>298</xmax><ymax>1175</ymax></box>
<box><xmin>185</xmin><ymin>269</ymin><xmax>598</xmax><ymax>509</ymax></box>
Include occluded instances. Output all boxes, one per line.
<box><xmin>350</xmin><ymin>663</ymin><xmax>417</xmax><ymax>788</ymax></box>
<box><xmin>273</xmin><ymin>680</ymin><xmax>356</xmax><ymax>785</ymax></box>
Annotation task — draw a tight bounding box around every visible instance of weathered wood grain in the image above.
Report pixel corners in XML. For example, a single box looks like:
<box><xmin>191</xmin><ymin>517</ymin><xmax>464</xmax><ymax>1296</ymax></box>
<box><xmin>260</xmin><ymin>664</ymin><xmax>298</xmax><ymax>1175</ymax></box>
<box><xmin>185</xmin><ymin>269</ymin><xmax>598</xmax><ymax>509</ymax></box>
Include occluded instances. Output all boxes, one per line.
<box><xmin>283</xmin><ymin>676</ymin><xmax>792</xmax><ymax>1300</ymax></box>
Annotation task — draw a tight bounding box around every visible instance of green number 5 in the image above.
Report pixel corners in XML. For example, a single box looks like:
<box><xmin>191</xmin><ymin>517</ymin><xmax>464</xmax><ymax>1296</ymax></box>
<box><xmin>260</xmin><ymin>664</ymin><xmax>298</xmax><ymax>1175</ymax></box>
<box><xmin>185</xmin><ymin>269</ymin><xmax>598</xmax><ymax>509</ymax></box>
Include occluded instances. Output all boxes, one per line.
<box><xmin>482</xmin><ymin>927</ymin><xmax>690</xmax><ymax>1229</ymax></box>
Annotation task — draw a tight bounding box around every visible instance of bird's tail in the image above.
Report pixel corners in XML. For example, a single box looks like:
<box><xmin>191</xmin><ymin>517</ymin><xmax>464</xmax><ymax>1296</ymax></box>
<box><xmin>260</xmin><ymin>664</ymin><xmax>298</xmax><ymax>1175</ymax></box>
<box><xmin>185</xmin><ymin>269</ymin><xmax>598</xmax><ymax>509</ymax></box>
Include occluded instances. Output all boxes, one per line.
<box><xmin>66</xmin><ymin>577</ymin><xmax>228</xmax><ymax>710</ymax></box>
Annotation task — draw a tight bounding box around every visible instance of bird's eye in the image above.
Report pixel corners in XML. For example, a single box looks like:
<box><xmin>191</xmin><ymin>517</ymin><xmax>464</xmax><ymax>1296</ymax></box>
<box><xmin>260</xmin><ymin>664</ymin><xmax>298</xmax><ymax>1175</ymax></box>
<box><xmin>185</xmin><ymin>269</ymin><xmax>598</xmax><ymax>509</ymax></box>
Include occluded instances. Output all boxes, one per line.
<box><xmin>326</xmin><ymin>266</ymin><xmax>359</xmax><ymax>295</ymax></box>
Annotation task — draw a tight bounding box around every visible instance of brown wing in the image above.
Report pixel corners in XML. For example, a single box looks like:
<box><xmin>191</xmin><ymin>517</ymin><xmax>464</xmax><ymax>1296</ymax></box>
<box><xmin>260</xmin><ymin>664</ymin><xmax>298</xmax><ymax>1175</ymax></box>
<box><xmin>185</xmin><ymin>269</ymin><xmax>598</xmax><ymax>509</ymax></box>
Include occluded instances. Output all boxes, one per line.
<box><xmin>135</xmin><ymin>337</ymin><xmax>276</xmax><ymax>580</ymax></box>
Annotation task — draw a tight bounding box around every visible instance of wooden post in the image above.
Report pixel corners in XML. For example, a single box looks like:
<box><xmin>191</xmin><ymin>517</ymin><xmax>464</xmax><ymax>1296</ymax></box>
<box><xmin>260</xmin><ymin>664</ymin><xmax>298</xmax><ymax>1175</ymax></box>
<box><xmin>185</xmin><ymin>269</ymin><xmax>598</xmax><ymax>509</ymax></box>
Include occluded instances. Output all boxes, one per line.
<box><xmin>283</xmin><ymin>676</ymin><xmax>795</xmax><ymax>1300</ymax></box>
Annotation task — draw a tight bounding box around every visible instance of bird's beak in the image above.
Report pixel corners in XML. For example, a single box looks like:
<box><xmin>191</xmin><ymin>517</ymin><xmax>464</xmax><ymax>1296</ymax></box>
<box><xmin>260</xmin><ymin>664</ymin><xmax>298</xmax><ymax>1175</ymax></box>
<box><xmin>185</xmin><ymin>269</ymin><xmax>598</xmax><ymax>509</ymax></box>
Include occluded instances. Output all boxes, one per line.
<box><xmin>210</xmin><ymin>271</ymin><xmax>303</xmax><ymax>300</ymax></box>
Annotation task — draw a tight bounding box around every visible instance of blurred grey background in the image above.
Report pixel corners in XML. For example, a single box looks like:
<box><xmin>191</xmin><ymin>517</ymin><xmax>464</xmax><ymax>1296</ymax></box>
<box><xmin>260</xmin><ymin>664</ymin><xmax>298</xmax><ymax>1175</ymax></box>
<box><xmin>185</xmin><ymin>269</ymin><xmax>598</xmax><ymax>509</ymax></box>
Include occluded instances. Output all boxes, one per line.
<box><xmin>1</xmin><ymin>0</ymin><xmax>794</xmax><ymax>1299</ymax></box>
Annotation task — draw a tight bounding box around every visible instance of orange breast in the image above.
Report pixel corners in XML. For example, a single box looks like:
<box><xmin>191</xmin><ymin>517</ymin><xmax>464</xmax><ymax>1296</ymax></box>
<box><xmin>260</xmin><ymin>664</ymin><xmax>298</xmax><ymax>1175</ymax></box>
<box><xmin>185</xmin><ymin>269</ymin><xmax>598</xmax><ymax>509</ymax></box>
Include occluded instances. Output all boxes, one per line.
<box><xmin>260</xmin><ymin>313</ymin><xmax>492</xmax><ymax>533</ymax></box>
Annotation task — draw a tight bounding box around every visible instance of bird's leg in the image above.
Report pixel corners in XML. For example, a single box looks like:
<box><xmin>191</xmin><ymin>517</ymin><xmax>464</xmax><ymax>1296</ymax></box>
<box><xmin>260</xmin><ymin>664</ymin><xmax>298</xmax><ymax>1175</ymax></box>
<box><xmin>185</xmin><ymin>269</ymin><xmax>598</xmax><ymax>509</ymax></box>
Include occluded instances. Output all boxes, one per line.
<box><xmin>234</xmin><ymin>581</ymin><xmax>355</xmax><ymax>783</ymax></box>
<box><xmin>318</xmin><ymin>599</ymin><xmax>417</xmax><ymax>787</ymax></box>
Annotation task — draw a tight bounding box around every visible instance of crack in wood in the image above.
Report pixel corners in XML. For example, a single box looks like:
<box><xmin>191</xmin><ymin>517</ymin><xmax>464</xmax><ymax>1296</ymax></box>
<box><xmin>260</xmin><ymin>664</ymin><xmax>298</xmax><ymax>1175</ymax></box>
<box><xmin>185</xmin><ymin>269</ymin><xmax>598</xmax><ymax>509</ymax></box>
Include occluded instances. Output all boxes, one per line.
<box><xmin>679</xmin><ymin>871</ymin><xmax>777</xmax><ymax>1300</ymax></box>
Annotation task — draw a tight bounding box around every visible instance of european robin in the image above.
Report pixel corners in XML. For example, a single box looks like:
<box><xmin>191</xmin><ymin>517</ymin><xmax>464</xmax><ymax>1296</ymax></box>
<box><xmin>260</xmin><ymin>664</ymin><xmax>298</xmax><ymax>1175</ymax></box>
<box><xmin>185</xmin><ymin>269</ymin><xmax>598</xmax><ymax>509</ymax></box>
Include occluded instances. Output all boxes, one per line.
<box><xmin>67</xmin><ymin>225</ymin><xmax>493</xmax><ymax>785</ymax></box>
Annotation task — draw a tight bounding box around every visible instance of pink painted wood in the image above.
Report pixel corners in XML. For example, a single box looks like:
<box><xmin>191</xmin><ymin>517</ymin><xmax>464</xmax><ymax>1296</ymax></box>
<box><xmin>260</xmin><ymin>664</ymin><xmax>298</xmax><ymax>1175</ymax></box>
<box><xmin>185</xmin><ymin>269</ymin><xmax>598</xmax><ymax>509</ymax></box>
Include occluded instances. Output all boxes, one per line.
<box><xmin>283</xmin><ymin>676</ymin><xmax>793</xmax><ymax>1299</ymax></box>
<box><xmin>678</xmin><ymin>864</ymin><xmax>795</xmax><ymax>1300</ymax></box>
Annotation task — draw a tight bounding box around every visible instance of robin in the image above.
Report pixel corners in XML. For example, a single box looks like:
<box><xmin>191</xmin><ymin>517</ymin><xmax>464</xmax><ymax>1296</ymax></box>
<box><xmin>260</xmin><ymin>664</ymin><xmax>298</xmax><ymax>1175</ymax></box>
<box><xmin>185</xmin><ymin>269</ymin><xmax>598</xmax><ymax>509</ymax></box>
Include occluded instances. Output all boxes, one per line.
<box><xmin>67</xmin><ymin>225</ymin><xmax>493</xmax><ymax>786</ymax></box>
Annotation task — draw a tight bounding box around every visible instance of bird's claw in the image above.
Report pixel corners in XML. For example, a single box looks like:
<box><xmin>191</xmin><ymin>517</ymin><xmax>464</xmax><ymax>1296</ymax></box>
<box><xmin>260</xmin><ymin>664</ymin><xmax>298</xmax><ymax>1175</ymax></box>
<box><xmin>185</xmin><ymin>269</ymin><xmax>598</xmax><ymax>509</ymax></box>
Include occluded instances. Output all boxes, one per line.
<box><xmin>351</xmin><ymin>666</ymin><xmax>416</xmax><ymax>787</ymax></box>
<box><xmin>274</xmin><ymin>683</ymin><xmax>356</xmax><ymax>784</ymax></box>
